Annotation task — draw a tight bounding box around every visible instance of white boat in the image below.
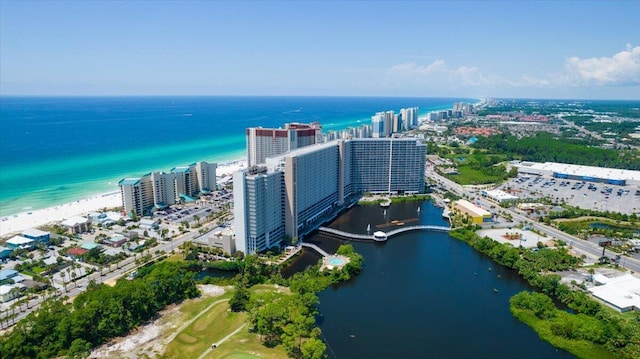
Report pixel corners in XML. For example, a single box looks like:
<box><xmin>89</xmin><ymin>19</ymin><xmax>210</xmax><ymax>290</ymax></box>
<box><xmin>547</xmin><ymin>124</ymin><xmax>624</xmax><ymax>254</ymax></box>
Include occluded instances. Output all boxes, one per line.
<box><xmin>380</xmin><ymin>198</ymin><xmax>391</xmax><ymax>208</ymax></box>
<box><xmin>373</xmin><ymin>231</ymin><xmax>387</xmax><ymax>242</ymax></box>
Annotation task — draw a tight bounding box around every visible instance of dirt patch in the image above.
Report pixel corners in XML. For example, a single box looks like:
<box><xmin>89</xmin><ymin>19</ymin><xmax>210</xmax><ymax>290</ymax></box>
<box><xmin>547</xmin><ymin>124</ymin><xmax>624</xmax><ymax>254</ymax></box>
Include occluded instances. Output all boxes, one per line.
<box><xmin>178</xmin><ymin>333</ymin><xmax>197</xmax><ymax>343</ymax></box>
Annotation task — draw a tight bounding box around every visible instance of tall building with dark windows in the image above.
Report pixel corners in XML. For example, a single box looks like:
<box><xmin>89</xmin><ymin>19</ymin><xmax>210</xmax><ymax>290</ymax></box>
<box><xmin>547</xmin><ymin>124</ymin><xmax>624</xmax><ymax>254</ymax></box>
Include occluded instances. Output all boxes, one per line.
<box><xmin>233</xmin><ymin>138</ymin><xmax>425</xmax><ymax>254</ymax></box>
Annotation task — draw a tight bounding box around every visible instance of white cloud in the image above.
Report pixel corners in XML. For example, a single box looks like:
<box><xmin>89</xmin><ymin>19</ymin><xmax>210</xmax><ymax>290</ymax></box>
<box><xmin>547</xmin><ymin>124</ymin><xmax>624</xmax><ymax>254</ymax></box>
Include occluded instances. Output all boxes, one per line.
<box><xmin>389</xmin><ymin>60</ymin><xmax>447</xmax><ymax>75</ymax></box>
<box><xmin>564</xmin><ymin>44</ymin><xmax>640</xmax><ymax>86</ymax></box>
<box><xmin>388</xmin><ymin>60</ymin><xmax>492</xmax><ymax>87</ymax></box>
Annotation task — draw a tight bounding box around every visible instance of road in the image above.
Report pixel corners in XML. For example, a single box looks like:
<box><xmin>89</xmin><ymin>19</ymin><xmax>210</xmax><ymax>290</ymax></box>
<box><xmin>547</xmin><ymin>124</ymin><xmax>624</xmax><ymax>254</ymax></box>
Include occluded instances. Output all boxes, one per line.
<box><xmin>427</xmin><ymin>169</ymin><xmax>640</xmax><ymax>273</ymax></box>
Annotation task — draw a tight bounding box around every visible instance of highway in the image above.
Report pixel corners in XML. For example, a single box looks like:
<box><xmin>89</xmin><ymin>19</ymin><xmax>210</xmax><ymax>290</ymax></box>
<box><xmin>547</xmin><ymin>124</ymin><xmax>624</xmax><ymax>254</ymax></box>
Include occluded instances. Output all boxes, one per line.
<box><xmin>426</xmin><ymin>168</ymin><xmax>640</xmax><ymax>274</ymax></box>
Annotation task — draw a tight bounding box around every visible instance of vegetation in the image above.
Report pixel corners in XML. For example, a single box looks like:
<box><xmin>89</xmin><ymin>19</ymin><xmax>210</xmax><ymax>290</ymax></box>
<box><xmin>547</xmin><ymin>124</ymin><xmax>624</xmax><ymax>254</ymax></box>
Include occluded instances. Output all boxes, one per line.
<box><xmin>450</xmin><ymin>228</ymin><xmax>640</xmax><ymax>358</ymax></box>
<box><xmin>472</xmin><ymin>132</ymin><xmax>639</xmax><ymax>170</ymax></box>
<box><xmin>0</xmin><ymin>261</ymin><xmax>199</xmax><ymax>359</ymax></box>
<box><xmin>227</xmin><ymin>244</ymin><xmax>363</xmax><ymax>359</ymax></box>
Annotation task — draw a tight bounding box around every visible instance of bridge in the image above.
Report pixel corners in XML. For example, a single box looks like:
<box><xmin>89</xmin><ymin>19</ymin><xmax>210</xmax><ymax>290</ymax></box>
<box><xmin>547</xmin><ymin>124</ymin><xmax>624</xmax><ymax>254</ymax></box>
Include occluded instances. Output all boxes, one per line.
<box><xmin>300</xmin><ymin>242</ymin><xmax>330</xmax><ymax>257</ymax></box>
<box><xmin>317</xmin><ymin>225</ymin><xmax>450</xmax><ymax>241</ymax></box>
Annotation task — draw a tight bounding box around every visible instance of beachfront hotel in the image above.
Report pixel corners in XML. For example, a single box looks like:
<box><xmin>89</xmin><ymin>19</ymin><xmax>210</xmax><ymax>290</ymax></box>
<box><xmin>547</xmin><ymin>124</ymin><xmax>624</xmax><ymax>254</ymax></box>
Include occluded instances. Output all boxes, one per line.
<box><xmin>371</xmin><ymin>107</ymin><xmax>419</xmax><ymax>138</ymax></box>
<box><xmin>246</xmin><ymin>122</ymin><xmax>322</xmax><ymax>166</ymax></box>
<box><xmin>234</xmin><ymin>138</ymin><xmax>425</xmax><ymax>254</ymax></box>
<box><xmin>119</xmin><ymin>161</ymin><xmax>217</xmax><ymax>216</ymax></box>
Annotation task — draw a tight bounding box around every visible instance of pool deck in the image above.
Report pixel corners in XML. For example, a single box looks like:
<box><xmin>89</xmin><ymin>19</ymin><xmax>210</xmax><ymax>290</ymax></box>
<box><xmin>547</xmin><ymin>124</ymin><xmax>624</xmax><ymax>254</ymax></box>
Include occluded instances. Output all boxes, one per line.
<box><xmin>320</xmin><ymin>254</ymin><xmax>350</xmax><ymax>271</ymax></box>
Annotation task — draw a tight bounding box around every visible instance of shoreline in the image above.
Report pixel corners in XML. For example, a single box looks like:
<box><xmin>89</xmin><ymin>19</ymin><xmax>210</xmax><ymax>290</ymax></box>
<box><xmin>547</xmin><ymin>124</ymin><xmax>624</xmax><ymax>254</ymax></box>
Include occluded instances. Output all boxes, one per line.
<box><xmin>0</xmin><ymin>159</ymin><xmax>246</xmax><ymax>237</ymax></box>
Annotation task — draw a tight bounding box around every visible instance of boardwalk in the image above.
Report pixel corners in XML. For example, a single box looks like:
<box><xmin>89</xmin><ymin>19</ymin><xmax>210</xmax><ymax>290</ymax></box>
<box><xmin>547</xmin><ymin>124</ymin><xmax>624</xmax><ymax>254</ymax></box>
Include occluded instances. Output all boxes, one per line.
<box><xmin>317</xmin><ymin>225</ymin><xmax>450</xmax><ymax>241</ymax></box>
<box><xmin>300</xmin><ymin>242</ymin><xmax>330</xmax><ymax>257</ymax></box>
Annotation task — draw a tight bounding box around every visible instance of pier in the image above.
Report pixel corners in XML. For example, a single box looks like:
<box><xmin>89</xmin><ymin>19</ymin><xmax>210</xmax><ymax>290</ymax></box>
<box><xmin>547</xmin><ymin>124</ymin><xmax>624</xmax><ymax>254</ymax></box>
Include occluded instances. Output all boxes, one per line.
<box><xmin>317</xmin><ymin>225</ymin><xmax>450</xmax><ymax>241</ymax></box>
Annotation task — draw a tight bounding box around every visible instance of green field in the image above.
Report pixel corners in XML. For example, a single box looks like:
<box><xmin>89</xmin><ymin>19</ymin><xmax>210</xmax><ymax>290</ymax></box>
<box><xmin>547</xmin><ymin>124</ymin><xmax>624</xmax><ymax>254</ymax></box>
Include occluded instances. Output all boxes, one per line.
<box><xmin>161</xmin><ymin>285</ymin><xmax>289</xmax><ymax>359</ymax></box>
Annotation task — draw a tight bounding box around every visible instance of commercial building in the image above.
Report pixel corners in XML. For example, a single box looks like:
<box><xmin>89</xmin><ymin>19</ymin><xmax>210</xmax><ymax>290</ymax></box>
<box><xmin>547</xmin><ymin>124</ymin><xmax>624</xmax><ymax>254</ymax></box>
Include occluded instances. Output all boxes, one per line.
<box><xmin>588</xmin><ymin>274</ymin><xmax>640</xmax><ymax>312</ymax></box>
<box><xmin>246</xmin><ymin>122</ymin><xmax>322</xmax><ymax>166</ymax></box>
<box><xmin>119</xmin><ymin>161</ymin><xmax>217</xmax><ymax>216</ymax></box>
<box><xmin>234</xmin><ymin>138</ymin><xmax>426</xmax><ymax>254</ymax></box>
<box><xmin>482</xmin><ymin>189</ymin><xmax>519</xmax><ymax>203</ymax></box>
<box><xmin>452</xmin><ymin>199</ymin><xmax>492</xmax><ymax>224</ymax></box>
<box><xmin>193</xmin><ymin>228</ymin><xmax>237</xmax><ymax>256</ymax></box>
<box><xmin>514</xmin><ymin>161</ymin><xmax>640</xmax><ymax>186</ymax></box>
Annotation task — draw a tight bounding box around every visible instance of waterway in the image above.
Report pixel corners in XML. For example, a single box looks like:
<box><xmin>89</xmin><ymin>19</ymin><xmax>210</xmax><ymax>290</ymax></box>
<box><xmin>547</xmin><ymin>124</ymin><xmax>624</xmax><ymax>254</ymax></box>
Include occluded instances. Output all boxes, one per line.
<box><xmin>288</xmin><ymin>200</ymin><xmax>574</xmax><ymax>358</ymax></box>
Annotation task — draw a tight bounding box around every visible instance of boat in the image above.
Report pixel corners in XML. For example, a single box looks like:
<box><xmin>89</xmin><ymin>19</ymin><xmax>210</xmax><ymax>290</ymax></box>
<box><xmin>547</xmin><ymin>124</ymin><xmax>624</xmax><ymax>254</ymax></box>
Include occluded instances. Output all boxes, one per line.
<box><xmin>373</xmin><ymin>231</ymin><xmax>388</xmax><ymax>242</ymax></box>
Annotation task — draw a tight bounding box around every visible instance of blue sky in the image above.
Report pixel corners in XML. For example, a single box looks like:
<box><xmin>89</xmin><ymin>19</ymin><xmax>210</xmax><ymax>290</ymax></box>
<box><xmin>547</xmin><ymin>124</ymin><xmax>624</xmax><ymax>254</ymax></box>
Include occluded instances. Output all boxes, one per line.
<box><xmin>1</xmin><ymin>1</ymin><xmax>639</xmax><ymax>99</ymax></box>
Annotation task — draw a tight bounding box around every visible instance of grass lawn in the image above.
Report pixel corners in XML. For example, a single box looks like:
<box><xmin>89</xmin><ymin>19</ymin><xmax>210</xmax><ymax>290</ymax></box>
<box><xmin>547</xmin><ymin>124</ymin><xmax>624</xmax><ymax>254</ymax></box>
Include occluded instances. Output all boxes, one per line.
<box><xmin>446</xmin><ymin>165</ymin><xmax>504</xmax><ymax>185</ymax></box>
<box><xmin>162</xmin><ymin>300</ymin><xmax>246</xmax><ymax>358</ymax></box>
<box><xmin>213</xmin><ymin>326</ymin><xmax>287</xmax><ymax>359</ymax></box>
<box><xmin>164</xmin><ymin>252</ymin><xmax>185</xmax><ymax>262</ymax></box>
<box><xmin>161</xmin><ymin>285</ymin><xmax>290</xmax><ymax>359</ymax></box>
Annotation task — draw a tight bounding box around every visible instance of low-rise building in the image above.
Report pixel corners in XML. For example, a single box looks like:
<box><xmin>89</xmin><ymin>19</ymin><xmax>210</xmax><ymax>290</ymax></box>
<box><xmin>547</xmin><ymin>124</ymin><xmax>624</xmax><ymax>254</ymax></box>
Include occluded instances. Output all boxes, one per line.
<box><xmin>453</xmin><ymin>199</ymin><xmax>492</xmax><ymax>224</ymax></box>
<box><xmin>0</xmin><ymin>283</ymin><xmax>24</xmax><ymax>303</ymax></box>
<box><xmin>0</xmin><ymin>269</ymin><xmax>19</xmax><ymax>284</ymax></box>
<box><xmin>6</xmin><ymin>236</ymin><xmax>35</xmax><ymax>250</ymax></box>
<box><xmin>195</xmin><ymin>228</ymin><xmax>236</xmax><ymax>256</ymax></box>
<box><xmin>81</xmin><ymin>242</ymin><xmax>100</xmax><ymax>251</ymax></box>
<box><xmin>105</xmin><ymin>234</ymin><xmax>127</xmax><ymax>247</ymax></box>
<box><xmin>482</xmin><ymin>189</ymin><xmax>519</xmax><ymax>203</ymax></box>
<box><xmin>61</xmin><ymin>216</ymin><xmax>91</xmax><ymax>234</ymax></box>
<box><xmin>22</xmin><ymin>228</ymin><xmax>50</xmax><ymax>243</ymax></box>
<box><xmin>140</xmin><ymin>218</ymin><xmax>160</xmax><ymax>230</ymax></box>
<box><xmin>588</xmin><ymin>274</ymin><xmax>640</xmax><ymax>312</ymax></box>
<box><xmin>0</xmin><ymin>246</ymin><xmax>12</xmax><ymax>260</ymax></box>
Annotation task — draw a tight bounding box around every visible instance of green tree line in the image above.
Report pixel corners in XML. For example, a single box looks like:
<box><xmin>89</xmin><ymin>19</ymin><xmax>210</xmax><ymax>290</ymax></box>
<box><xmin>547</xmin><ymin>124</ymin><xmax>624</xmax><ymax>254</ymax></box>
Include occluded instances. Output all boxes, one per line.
<box><xmin>450</xmin><ymin>228</ymin><xmax>640</xmax><ymax>358</ymax></box>
<box><xmin>0</xmin><ymin>261</ymin><xmax>199</xmax><ymax>359</ymax></box>
<box><xmin>472</xmin><ymin>132</ymin><xmax>640</xmax><ymax>170</ymax></box>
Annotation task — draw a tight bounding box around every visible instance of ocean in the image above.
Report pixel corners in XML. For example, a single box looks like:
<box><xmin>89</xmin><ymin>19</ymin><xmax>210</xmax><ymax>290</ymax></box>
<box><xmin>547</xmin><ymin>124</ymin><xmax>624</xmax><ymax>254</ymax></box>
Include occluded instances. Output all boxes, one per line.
<box><xmin>0</xmin><ymin>96</ymin><xmax>474</xmax><ymax>217</ymax></box>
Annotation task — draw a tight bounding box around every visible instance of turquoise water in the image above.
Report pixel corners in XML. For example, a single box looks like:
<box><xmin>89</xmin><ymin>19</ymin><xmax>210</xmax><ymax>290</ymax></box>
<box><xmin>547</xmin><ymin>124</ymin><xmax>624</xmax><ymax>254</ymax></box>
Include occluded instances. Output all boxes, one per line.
<box><xmin>328</xmin><ymin>257</ymin><xmax>344</xmax><ymax>266</ymax></box>
<box><xmin>0</xmin><ymin>96</ymin><xmax>474</xmax><ymax>216</ymax></box>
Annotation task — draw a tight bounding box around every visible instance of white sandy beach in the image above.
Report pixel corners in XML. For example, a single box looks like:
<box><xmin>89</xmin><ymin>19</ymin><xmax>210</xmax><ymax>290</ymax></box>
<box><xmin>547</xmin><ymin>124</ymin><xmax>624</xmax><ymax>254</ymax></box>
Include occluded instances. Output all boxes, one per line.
<box><xmin>0</xmin><ymin>160</ymin><xmax>246</xmax><ymax>237</ymax></box>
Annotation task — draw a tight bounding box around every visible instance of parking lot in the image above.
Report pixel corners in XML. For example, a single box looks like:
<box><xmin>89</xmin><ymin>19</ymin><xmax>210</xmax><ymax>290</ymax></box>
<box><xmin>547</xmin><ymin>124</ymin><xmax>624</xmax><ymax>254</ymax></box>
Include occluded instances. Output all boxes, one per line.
<box><xmin>499</xmin><ymin>175</ymin><xmax>640</xmax><ymax>215</ymax></box>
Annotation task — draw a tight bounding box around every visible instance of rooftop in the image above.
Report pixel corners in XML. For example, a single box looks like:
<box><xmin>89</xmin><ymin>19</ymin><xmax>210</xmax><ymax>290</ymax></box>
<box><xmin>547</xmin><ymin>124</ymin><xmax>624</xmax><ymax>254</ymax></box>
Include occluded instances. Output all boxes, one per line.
<box><xmin>517</xmin><ymin>161</ymin><xmax>640</xmax><ymax>181</ymax></box>
<box><xmin>22</xmin><ymin>228</ymin><xmax>50</xmax><ymax>237</ymax></box>
<box><xmin>118</xmin><ymin>177</ymin><xmax>141</xmax><ymax>186</ymax></box>
<box><xmin>61</xmin><ymin>216</ymin><xmax>89</xmax><ymax>227</ymax></box>
<box><xmin>454</xmin><ymin>199</ymin><xmax>491</xmax><ymax>217</ymax></box>
<box><xmin>7</xmin><ymin>236</ymin><xmax>34</xmax><ymax>245</ymax></box>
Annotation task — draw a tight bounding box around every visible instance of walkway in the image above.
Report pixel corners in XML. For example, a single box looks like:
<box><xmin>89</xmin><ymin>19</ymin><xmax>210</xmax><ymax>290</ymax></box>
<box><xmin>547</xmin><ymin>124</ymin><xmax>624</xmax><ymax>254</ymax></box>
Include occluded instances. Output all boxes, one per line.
<box><xmin>317</xmin><ymin>225</ymin><xmax>450</xmax><ymax>241</ymax></box>
<box><xmin>300</xmin><ymin>242</ymin><xmax>330</xmax><ymax>257</ymax></box>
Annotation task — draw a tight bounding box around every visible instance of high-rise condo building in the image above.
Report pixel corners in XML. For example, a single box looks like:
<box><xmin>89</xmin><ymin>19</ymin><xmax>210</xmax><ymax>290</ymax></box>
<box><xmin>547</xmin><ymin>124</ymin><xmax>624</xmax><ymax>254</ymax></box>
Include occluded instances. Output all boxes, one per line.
<box><xmin>233</xmin><ymin>166</ymin><xmax>285</xmax><ymax>255</ymax></box>
<box><xmin>400</xmin><ymin>107</ymin><xmax>419</xmax><ymax>130</ymax></box>
<box><xmin>119</xmin><ymin>161</ymin><xmax>217</xmax><ymax>216</ymax></box>
<box><xmin>246</xmin><ymin>122</ymin><xmax>322</xmax><ymax>166</ymax></box>
<box><xmin>233</xmin><ymin>138</ymin><xmax>425</xmax><ymax>254</ymax></box>
<box><xmin>371</xmin><ymin>111</ymin><xmax>395</xmax><ymax>138</ymax></box>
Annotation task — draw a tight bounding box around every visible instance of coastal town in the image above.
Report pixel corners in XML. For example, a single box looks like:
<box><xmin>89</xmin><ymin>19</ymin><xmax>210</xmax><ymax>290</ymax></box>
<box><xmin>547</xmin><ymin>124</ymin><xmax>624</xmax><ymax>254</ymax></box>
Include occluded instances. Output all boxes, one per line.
<box><xmin>1</xmin><ymin>98</ymin><xmax>639</xmax><ymax>358</ymax></box>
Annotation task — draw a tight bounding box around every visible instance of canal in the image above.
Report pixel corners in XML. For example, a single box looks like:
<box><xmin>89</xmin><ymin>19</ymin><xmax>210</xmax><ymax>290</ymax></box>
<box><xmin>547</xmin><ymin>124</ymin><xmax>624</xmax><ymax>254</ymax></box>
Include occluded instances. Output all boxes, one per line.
<box><xmin>288</xmin><ymin>200</ymin><xmax>574</xmax><ymax>358</ymax></box>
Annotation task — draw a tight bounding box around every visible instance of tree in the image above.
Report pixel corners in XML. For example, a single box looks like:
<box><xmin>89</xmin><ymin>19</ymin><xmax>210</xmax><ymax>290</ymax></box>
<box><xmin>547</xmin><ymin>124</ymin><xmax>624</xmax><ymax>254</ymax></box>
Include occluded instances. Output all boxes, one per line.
<box><xmin>66</xmin><ymin>338</ymin><xmax>91</xmax><ymax>359</ymax></box>
<box><xmin>229</xmin><ymin>287</ymin><xmax>250</xmax><ymax>312</ymax></box>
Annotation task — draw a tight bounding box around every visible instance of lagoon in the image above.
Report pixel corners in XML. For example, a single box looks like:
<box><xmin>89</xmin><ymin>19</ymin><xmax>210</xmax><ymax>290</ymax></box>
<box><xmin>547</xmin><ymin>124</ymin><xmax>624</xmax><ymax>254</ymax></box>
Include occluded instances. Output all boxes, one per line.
<box><xmin>290</xmin><ymin>200</ymin><xmax>574</xmax><ymax>358</ymax></box>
